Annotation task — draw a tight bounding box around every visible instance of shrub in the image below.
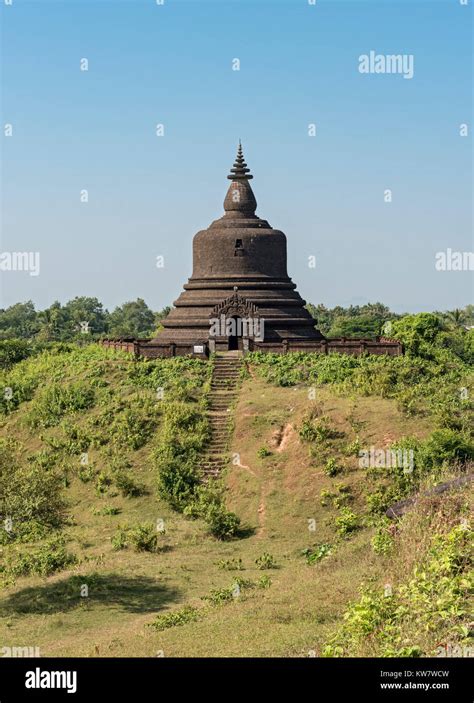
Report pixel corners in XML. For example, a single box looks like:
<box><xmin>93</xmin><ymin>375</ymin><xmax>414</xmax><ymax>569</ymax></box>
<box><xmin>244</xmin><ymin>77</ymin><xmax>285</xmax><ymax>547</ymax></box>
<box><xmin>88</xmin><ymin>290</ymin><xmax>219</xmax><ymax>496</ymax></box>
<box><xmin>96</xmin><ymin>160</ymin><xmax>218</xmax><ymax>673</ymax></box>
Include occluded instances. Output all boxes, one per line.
<box><xmin>156</xmin><ymin>455</ymin><xmax>201</xmax><ymax>511</ymax></box>
<box><xmin>111</xmin><ymin>523</ymin><xmax>163</xmax><ymax>553</ymax></box>
<box><xmin>218</xmin><ymin>558</ymin><xmax>244</xmax><ymax>571</ymax></box>
<box><xmin>335</xmin><ymin>508</ymin><xmax>360</xmax><ymax>537</ymax></box>
<box><xmin>111</xmin><ymin>528</ymin><xmax>128</xmax><ymax>551</ymax></box>
<box><xmin>323</xmin><ymin>524</ymin><xmax>472</xmax><ymax>657</ymax></box>
<box><xmin>258</xmin><ymin>575</ymin><xmax>272</xmax><ymax>589</ymax></box>
<box><xmin>107</xmin><ymin>399</ymin><xmax>159</xmax><ymax>450</ymax></box>
<box><xmin>78</xmin><ymin>464</ymin><xmax>97</xmax><ymax>483</ymax></box>
<box><xmin>320</xmin><ymin>484</ymin><xmax>352</xmax><ymax>509</ymax></box>
<box><xmin>5</xmin><ymin>536</ymin><xmax>76</xmax><ymax>578</ymax></box>
<box><xmin>0</xmin><ymin>441</ymin><xmax>66</xmax><ymax>539</ymax></box>
<box><xmin>302</xmin><ymin>543</ymin><xmax>332</xmax><ymax>564</ymax></box>
<box><xmin>148</xmin><ymin>606</ymin><xmax>201</xmax><ymax>631</ymax></box>
<box><xmin>153</xmin><ymin>401</ymin><xmax>209</xmax><ymax>511</ymax></box>
<box><xmin>201</xmin><ymin>502</ymin><xmax>241</xmax><ymax>540</ymax></box>
<box><xmin>324</xmin><ymin>458</ymin><xmax>341</xmax><ymax>477</ymax></box>
<box><xmin>299</xmin><ymin>415</ymin><xmax>338</xmax><ymax>444</ymax></box>
<box><xmin>128</xmin><ymin>523</ymin><xmax>161</xmax><ymax>552</ymax></box>
<box><xmin>257</xmin><ymin>446</ymin><xmax>272</xmax><ymax>458</ymax></box>
<box><xmin>26</xmin><ymin>382</ymin><xmax>95</xmax><ymax>428</ymax></box>
<box><xmin>202</xmin><ymin>585</ymin><xmax>236</xmax><ymax>606</ymax></box>
<box><xmin>345</xmin><ymin>437</ymin><xmax>361</xmax><ymax>457</ymax></box>
<box><xmin>255</xmin><ymin>552</ymin><xmax>277</xmax><ymax>570</ymax></box>
<box><xmin>0</xmin><ymin>339</ymin><xmax>35</xmax><ymax>369</ymax></box>
<box><xmin>94</xmin><ymin>504</ymin><xmax>120</xmax><ymax>516</ymax></box>
<box><xmin>372</xmin><ymin>526</ymin><xmax>395</xmax><ymax>556</ymax></box>
<box><xmin>390</xmin><ymin>313</ymin><xmax>442</xmax><ymax>355</ymax></box>
<box><xmin>113</xmin><ymin>470</ymin><xmax>145</xmax><ymax>498</ymax></box>
<box><xmin>95</xmin><ymin>472</ymin><xmax>112</xmax><ymax>496</ymax></box>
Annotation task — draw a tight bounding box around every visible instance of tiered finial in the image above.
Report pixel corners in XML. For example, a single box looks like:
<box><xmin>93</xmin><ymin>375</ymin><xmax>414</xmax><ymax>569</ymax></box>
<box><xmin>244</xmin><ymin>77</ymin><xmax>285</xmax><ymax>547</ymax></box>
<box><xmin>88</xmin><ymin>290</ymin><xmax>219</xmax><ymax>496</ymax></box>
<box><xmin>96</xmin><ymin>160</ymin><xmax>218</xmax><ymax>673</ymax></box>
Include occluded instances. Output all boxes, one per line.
<box><xmin>227</xmin><ymin>141</ymin><xmax>253</xmax><ymax>180</ymax></box>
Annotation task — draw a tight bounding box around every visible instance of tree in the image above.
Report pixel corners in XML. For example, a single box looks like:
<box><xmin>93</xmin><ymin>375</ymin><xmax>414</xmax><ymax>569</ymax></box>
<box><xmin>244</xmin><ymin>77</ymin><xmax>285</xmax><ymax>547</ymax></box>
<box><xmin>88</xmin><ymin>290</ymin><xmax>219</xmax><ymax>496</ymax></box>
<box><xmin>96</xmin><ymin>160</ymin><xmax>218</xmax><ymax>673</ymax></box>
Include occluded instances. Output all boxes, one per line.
<box><xmin>36</xmin><ymin>302</ymin><xmax>70</xmax><ymax>341</ymax></box>
<box><xmin>306</xmin><ymin>302</ymin><xmax>397</xmax><ymax>338</ymax></box>
<box><xmin>444</xmin><ymin>308</ymin><xmax>468</xmax><ymax>328</ymax></box>
<box><xmin>62</xmin><ymin>297</ymin><xmax>108</xmax><ymax>338</ymax></box>
<box><xmin>0</xmin><ymin>301</ymin><xmax>39</xmax><ymax>339</ymax></box>
<box><xmin>391</xmin><ymin>313</ymin><xmax>442</xmax><ymax>354</ymax></box>
<box><xmin>328</xmin><ymin>315</ymin><xmax>382</xmax><ymax>339</ymax></box>
<box><xmin>107</xmin><ymin>299</ymin><xmax>156</xmax><ymax>338</ymax></box>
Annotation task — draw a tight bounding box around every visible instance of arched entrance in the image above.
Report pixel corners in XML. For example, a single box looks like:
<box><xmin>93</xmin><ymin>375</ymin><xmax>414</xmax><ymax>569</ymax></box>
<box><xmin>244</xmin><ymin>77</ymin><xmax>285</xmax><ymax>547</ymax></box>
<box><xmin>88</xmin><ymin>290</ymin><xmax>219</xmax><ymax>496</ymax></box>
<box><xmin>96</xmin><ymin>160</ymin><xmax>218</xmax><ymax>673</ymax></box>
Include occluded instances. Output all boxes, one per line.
<box><xmin>209</xmin><ymin>291</ymin><xmax>262</xmax><ymax>353</ymax></box>
<box><xmin>228</xmin><ymin>316</ymin><xmax>240</xmax><ymax>350</ymax></box>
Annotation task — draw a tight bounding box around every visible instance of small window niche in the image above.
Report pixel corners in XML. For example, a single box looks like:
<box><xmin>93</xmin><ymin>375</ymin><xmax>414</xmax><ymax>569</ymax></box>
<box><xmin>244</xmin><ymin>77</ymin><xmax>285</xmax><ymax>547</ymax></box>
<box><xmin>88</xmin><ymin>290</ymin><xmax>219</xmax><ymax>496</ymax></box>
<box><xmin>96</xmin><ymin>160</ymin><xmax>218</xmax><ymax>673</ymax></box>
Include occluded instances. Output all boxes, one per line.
<box><xmin>234</xmin><ymin>238</ymin><xmax>245</xmax><ymax>256</ymax></box>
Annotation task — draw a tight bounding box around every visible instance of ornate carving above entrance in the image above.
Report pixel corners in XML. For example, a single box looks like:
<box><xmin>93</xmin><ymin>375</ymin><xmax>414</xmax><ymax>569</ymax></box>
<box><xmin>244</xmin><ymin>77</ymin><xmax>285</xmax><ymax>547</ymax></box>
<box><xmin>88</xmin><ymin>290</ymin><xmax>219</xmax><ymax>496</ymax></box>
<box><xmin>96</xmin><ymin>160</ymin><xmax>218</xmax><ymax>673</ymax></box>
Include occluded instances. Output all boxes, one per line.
<box><xmin>210</xmin><ymin>291</ymin><xmax>261</xmax><ymax>320</ymax></box>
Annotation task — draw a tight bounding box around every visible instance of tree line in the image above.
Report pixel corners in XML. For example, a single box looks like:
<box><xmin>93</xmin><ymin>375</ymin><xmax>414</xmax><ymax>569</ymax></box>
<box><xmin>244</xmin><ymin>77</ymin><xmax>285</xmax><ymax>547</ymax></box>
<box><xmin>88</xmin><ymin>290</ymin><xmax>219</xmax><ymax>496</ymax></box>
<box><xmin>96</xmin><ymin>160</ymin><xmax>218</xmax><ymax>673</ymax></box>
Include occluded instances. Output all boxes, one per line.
<box><xmin>0</xmin><ymin>298</ymin><xmax>170</xmax><ymax>341</ymax></box>
<box><xmin>0</xmin><ymin>297</ymin><xmax>473</xmax><ymax>342</ymax></box>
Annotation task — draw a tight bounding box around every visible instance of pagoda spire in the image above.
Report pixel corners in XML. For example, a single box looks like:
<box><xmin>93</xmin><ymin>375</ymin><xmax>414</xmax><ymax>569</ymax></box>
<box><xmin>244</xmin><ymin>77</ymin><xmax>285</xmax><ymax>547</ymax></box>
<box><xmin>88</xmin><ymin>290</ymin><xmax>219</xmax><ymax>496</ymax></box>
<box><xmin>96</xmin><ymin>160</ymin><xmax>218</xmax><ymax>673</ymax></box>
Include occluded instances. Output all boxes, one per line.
<box><xmin>223</xmin><ymin>141</ymin><xmax>257</xmax><ymax>215</ymax></box>
<box><xmin>227</xmin><ymin>141</ymin><xmax>253</xmax><ymax>180</ymax></box>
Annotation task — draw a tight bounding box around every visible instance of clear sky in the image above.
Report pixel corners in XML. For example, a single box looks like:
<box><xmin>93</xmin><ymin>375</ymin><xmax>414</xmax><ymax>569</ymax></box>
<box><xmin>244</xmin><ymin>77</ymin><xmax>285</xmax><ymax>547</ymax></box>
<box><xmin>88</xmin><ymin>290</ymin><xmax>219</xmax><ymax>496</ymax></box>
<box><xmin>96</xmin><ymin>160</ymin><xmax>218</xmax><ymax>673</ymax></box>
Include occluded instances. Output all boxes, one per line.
<box><xmin>1</xmin><ymin>0</ymin><xmax>472</xmax><ymax>313</ymax></box>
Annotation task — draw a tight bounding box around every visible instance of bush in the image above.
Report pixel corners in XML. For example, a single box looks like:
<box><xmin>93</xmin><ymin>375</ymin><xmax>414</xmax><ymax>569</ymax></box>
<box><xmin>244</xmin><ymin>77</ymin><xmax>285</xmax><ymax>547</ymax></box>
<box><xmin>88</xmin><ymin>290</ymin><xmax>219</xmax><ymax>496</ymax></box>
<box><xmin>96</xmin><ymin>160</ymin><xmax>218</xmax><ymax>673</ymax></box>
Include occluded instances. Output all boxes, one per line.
<box><xmin>257</xmin><ymin>446</ymin><xmax>271</xmax><ymax>458</ymax></box>
<box><xmin>302</xmin><ymin>543</ymin><xmax>332</xmax><ymax>564</ymax></box>
<box><xmin>0</xmin><ymin>340</ymin><xmax>35</xmax><ymax>369</ymax></box>
<box><xmin>391</xmin><ymin>313</ymin><xmax>442</xmax><ymax>356</ymax></box>
<box><xmin>0</xmin><ymin>441</ymin><xmax>66</xmax><ymax>539</ymax></box>
<box><xmin>323</xmin><ymin>524</ymin><xmax>473</xmax><ymax>657</ymax></box>
<box><xmin>111</xmin><ymin>523</ymin><xmax>163</xmax><ymax>553</ymax></box>
<box><xmin>26</xmin><ymin>382</ymin><xmax>95</xmax><ymax>428</ymax></box>
<box><xmin>128</xmin><ymin>523</ymin><xmax>161</xmax><ymax>552</ymax></box>
<box><xmin>95</xmin><ymin>472</ymin><xmax>112</xmax><ymax>496</ymax></box>
<box><xmin>201</xmin><ymin>502</ymin><xmax>241</xmax><ymax>540</ymax></box>
<box><xmin>113</xmin><ymin>470</ymin><xmax>145</xmax><ymax>498</ymax></box>
<box><xmin>148</xmin><ymin>605</ymin><xmax>201</xmax><ymax>631</ymax></box>
<box><xmin>335</xmin><ymin>508</ymin><xmax>360</xmax><ymax>537</ymax></box>
<box><xmin>153</xmin><ymin>401</ymin><xmax>209</xmax><ymax>511</ymax></box>
<box><xmin>372</xmin><ymin>526</ymin><xmax>395</xmax><ymax>556</ymax></box>
<box><xmin>111</xmin><ymin>528</ymin><xmax>128</xmax><ymax>551</ymax></box>
<box><xmin>324</xmin><ymin>458</ymin><xmax>341</xmax><ymax>477</ymax></box>
<box><xmin>5</xmin><ymin>536</ymin><xmax>76</xmax><ymax>578</ymax></box>
<box><xmin>258</xmin><ymin>575</ymin><xmax>272</xmax><ymax>589</ymax></box>
<box><xmin>255</xmin><ymin>552</ymin><xmax>277</xmax><ymax>570</ymax></box>
<box><xmin>78</xmin><ymin>464</ymin><xmax>97</xmax><ymax>483</ymax></box>
<box><xmin>202</xmin><ymin>585</ymin><xmax>236</xmax><ymax>606</ymax></box>
<box><xmin>108</xmin><ymin>399</ymin><xmax>159</xmax><ymax>450</ymax></box>
<box><xmin>94</xmin><ymin>504</ymin><xmax>120</xmax><ymax>516</ymax></box>
<box><xmin>299</xmin><ymin>415</ymin><xmax>338</xmax><ymax>444</ymax></box>
<box><xmin>218</xmin><ymin>558</ymin><xmax>244</xmax><ymax>571</ymax></box>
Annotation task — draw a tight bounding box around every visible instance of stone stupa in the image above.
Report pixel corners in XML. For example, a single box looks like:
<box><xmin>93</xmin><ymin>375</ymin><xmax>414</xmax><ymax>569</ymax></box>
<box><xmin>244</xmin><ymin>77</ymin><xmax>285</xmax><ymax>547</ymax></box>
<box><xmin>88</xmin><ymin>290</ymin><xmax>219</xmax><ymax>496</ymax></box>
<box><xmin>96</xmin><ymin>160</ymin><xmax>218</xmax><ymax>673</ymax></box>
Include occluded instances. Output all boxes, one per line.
<box><xmin>151</xmin><ymin>143</ymin><xmax>323</xmax><ymax>354</ymax></box>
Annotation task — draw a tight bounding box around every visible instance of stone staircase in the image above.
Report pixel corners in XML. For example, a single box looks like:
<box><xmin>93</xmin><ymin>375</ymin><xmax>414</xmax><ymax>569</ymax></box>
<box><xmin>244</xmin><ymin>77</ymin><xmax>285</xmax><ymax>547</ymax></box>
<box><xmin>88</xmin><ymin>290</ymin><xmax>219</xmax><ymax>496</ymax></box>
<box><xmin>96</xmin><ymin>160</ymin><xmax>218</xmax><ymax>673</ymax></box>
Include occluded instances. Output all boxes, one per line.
<box><xmin>199</xmin><ymin>353</ymin><xmax>242</xmax><ymax>479</ymax></box>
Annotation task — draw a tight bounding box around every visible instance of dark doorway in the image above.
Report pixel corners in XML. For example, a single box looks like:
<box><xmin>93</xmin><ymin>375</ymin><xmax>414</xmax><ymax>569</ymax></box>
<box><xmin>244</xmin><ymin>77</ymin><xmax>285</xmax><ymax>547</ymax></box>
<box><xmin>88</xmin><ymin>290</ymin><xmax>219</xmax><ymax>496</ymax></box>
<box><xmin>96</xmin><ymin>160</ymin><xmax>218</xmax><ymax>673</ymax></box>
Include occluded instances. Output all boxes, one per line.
<box><xmin>228</xmin><ymin>316</ymin><xmax>240</xmax><ymax>350</ymax></box>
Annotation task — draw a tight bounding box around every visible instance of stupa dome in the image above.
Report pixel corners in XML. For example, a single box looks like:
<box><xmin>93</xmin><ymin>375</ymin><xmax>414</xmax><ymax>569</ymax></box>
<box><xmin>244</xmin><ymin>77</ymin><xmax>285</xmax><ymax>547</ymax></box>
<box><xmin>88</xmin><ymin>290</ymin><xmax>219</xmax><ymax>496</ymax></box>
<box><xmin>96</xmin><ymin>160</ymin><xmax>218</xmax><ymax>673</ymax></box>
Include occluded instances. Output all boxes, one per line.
<box><xmin>155</xmin><ymin>143</ymin><xmax>323</xmax><ymax>349</ymax></box>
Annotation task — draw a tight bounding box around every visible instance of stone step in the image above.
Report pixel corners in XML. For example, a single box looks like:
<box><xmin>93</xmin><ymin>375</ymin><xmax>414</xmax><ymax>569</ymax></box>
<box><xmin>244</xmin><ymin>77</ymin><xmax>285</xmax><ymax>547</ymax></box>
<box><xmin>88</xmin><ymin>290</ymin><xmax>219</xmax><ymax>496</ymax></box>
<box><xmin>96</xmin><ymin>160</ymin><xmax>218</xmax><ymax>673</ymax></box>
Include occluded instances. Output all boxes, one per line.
<box><xmin>213</xmin><ymin>370</ymin><xmax>241</xmax><ymax>374</ymax></box>
<box><xmin>209</xmin><ymin>389</ymin><xmax>238</xmax><ymax>393</ymax></box>
<box><xmin>212</xmin><ymin>375</ymin><xmax>239</xmax><ymax>379</ymax></box>
<box><xmin>198</xmin><ymin>360</ymin><xmax>242</xmax><ymax>480</ymax></box>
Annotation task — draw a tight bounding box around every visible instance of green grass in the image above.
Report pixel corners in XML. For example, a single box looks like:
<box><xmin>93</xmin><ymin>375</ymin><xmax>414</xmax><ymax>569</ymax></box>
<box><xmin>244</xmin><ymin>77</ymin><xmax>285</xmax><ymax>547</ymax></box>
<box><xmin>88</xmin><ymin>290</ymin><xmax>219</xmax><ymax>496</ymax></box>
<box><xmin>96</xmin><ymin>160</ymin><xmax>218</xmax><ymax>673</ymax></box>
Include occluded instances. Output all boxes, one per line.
<box><xmin>0</xmin><ymin>344</ymin><xmax>472</xmax><ymax>657</ymax></box>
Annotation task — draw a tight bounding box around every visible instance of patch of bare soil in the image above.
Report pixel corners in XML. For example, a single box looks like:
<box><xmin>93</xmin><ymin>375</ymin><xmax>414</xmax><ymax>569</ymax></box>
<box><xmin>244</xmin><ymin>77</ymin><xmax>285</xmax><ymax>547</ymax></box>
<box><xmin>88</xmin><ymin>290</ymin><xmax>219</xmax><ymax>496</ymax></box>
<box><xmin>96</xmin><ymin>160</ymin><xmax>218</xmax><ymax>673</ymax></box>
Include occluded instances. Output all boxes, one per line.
<box><xmin>270</xmin><ymin>423</ymin><xmax>295</xmax><ymax>452</ymax></box>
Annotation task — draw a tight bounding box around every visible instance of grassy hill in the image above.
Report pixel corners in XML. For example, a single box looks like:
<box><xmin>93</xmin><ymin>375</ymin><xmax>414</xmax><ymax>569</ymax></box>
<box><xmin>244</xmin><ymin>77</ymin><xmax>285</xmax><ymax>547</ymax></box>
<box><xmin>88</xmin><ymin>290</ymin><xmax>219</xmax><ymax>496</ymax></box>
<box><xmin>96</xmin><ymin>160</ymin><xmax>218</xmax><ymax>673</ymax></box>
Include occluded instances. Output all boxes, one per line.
<box><xmin>0</xmin><ymin>342</ymin><xmax>472</xmax><ymax>657</ymax></box>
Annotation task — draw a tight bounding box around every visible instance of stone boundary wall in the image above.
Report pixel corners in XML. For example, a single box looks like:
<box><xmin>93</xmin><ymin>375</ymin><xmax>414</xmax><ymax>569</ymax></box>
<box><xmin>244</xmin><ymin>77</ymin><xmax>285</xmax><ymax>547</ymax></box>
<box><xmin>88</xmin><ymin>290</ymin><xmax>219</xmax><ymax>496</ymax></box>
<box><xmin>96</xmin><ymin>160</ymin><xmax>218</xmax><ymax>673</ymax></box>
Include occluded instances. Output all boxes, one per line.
<box><xmin>100</xmin><ymin>336</ymin><xmax>402</xmax><ymax>358</ymax></box>
<box><xmin>253</xmin><ymin>337</ymin><xmax>402</xmax><ymax>356</ymax></box>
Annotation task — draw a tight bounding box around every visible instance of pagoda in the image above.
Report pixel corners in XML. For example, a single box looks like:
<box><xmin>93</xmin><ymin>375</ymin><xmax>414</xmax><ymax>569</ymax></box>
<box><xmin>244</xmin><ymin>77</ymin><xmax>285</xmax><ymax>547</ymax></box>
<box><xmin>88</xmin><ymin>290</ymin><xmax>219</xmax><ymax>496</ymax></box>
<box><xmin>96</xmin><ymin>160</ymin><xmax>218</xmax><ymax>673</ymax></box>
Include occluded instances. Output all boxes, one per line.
<box><xmin>152</xmin><ymin>143</ymin><xmax>324</xmax><ymax>353</ymax></box>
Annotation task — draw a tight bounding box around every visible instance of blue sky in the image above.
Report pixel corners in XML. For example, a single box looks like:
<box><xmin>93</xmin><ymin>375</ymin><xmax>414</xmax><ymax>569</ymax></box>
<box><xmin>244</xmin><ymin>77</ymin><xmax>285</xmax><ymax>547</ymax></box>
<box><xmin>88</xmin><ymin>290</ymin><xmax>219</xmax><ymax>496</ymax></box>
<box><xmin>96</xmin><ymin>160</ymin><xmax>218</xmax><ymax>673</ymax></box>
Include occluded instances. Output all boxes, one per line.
<box><xmin>1</xmin><ymin>0</ymin><xmax>472</xmax><ymax>313</ymax></box>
